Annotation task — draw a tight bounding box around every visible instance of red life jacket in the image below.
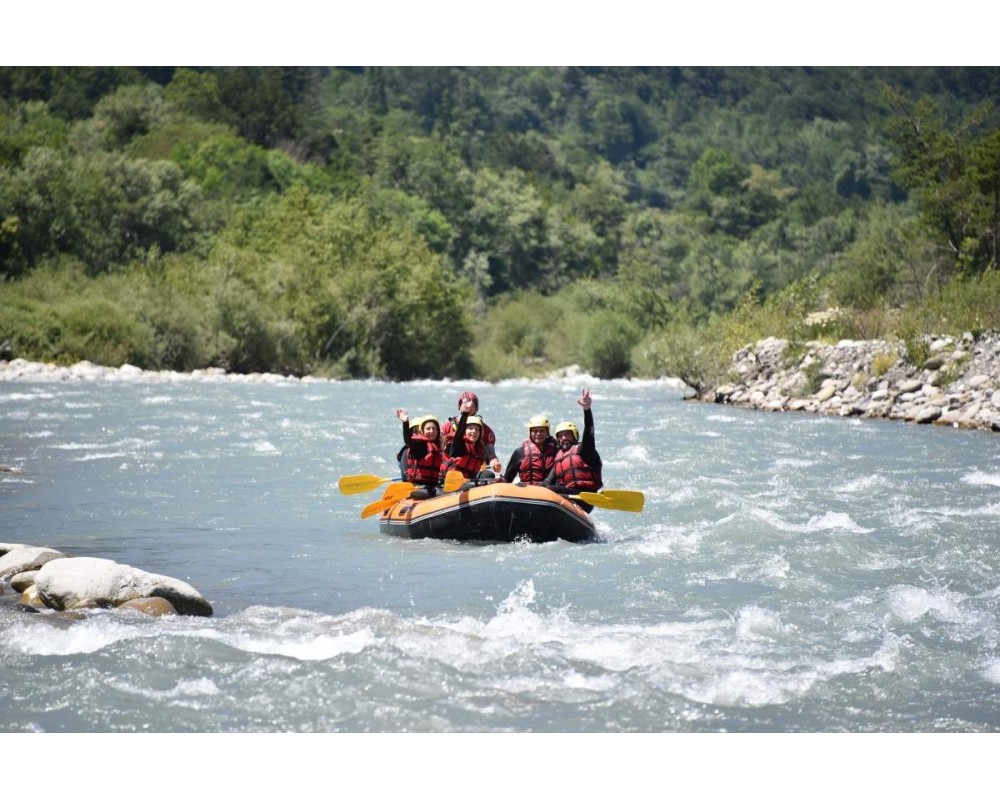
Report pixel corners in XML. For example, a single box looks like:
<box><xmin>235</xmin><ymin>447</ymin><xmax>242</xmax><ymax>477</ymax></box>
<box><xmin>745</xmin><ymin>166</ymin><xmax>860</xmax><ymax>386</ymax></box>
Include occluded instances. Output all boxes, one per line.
<box><xmin>442</xmin><ymin>416</ymin><xmax>496</xmax><ymax>449</ymax></box>
<box><xmin>518</xmin><ymin>438</ymin><xmax>557</xmax><ymax>485</ymax></box>
<box><xmin>441</xmin><ymin>437</ymin><xmax>486</xmax><ymax>480</ymax></box>
<box><xmin>552</xmin><ymin>445</ymin><xmax>602</xmax><ymax>491</ymax></box>
<box><xmin>405</xmin><ymin>435</ymin><xmax>442</xmax><ymax>486</ymax></box>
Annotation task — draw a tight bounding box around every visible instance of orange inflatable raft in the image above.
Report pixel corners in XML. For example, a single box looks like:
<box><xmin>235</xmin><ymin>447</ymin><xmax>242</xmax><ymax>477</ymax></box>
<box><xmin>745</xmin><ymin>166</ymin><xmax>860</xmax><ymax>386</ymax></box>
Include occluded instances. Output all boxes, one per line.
<box><xmin>378</xmin><ymin>482</ymin><xmax>596</xmax><ymax>543</ymax></box>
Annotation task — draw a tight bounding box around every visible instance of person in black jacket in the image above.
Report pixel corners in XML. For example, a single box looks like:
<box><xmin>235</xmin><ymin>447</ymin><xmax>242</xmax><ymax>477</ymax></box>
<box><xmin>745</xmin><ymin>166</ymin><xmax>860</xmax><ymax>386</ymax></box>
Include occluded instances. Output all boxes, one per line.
<box><xmin>501</xmin><ymin>414</ymin><xmax>558</xmax><ymax>485</ymax></box>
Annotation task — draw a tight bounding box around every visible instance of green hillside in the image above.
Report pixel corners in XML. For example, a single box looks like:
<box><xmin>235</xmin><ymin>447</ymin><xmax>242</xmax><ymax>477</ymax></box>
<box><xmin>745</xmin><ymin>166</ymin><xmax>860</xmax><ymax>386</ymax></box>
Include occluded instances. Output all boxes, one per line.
<box><xmin>3</xmin><ymin>67</ymin><xmax>999</xmax><ymax>384</ymax></box>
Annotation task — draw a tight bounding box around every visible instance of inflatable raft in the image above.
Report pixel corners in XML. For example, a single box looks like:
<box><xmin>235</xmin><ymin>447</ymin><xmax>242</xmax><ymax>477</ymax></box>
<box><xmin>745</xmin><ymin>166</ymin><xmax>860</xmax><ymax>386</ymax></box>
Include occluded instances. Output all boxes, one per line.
<box><xmin>378</xmin><ymin>482</ymin><xmax>597</xmax><ymax>543</ymax></box>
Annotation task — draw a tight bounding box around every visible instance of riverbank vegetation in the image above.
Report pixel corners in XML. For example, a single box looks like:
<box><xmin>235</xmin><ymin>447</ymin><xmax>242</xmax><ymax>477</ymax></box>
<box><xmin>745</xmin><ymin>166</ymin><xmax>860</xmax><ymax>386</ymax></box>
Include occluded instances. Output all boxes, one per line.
<box><xmin>3</xmin><ymin>67</ymin><xmax>1000</xmax><ymax>383</ymax></box>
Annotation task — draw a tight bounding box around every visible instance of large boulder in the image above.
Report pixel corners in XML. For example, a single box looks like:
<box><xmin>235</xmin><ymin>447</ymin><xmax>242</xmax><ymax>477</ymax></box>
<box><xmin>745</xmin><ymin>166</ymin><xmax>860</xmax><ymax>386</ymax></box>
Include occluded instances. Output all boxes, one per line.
<box><xmin>34</xmin><ymin>557</ymin><xmax>213</xmax><ymax>617</ymax></box>
<box><xmin>0</xmin><ymin>545</ymin><xmax>67</xmax><ymax>580</ymax></box>
<box><xmin>10</xmin><ymin>569</ymin><xmax>40</xmax><ymax>592</ymax></box>
<box><xmin>117</xmin><ymin>597</ymin><xmax>178</xmax><ymax>617</ymax></box>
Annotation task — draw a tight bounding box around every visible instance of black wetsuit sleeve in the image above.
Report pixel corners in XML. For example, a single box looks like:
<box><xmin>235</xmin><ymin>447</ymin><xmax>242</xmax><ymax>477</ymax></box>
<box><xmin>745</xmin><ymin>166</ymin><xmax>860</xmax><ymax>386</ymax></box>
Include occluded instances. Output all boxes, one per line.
<box><xmin>540</xmin><ymin>466</ymin><xmax>556</xmax><ymax>486</ymax></box>
<box><xmin>403</xmin><ymin>420</ymin><xmax>428</xmax><ymax>459</ymax></box>
<box><xmin>446</xmin><ymin>412</ymin><xmax>469</xmax><ymax>457</ymax></box>
<box><xmin>578</xmin><ymin>408</ymin><xmax>598</xmax><ymax>465</ymax></box>
<box><xmin>502</xmin><ymin>448</ymin><xmax>524</xmax><ymax>483</ymax></box>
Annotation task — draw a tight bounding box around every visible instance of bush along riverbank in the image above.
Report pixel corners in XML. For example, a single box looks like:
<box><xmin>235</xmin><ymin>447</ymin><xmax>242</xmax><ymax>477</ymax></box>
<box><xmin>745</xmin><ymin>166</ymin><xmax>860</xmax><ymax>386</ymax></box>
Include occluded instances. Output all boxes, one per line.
<box><xmin>697</xmin><ymin>332</ymin><xmax>1000</xmax><ymax>432</ymax></box>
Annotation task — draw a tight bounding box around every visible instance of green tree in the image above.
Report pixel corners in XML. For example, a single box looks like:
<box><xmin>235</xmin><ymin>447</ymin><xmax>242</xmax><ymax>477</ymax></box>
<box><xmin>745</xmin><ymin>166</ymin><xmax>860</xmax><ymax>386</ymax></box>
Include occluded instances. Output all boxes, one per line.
<box><xmin>465</xmin><ymin>168</ymin><xmax>550</xmax><ymax>294</ymax></box>
<box><xmin>886</xmin><ymin>91</ymin><xmax>1000</xmax><ymax>275</ymax></box>
<box><xmin>0</xmin><ymin>101</ymin><xmax>70</xmax><ymax>166</ymax></box>
<box><xmin>164</xmin><ymin>69</ymin><xmax>228</xmax><ymax>122</ymax></box>
<box><xmin>0</xmin><ymin>147</ymin><xmax>207</xmax><ymax>275</ymax></box>
<box><xmin>88</xmin><ymin>83</ymin><xmax>170</xmax><ymax>149</ymax></box>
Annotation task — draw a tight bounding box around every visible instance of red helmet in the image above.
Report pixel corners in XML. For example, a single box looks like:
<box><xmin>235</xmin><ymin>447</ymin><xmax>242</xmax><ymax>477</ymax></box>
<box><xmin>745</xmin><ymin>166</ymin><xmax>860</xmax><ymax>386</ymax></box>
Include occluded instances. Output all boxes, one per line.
<box><xmin>458</xmin><ymin>391</ymin><xmax>479</xmax><ymax>409</ymax></box>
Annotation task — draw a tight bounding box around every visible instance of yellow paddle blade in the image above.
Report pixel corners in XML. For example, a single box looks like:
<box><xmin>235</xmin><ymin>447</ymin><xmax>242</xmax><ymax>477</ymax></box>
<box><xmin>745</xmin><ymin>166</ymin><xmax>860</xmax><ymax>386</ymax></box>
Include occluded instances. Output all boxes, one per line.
<box><xmin>382</xmin><ymin>482</ymin><xmax>415</xmax><ymax>502</ymax></box>
<box><xmin>599</xmin><ymin>489</ymin><xmax>645</xmax><ymax>512</ymax></box>
<box><xmin>338</xmin><ymin>474</ymin><xmax>393</xmax><ymax>495</ymax></box>
<box><xmin>443</xmin><ymin>470</ymin><xmax>466</xmax><ymax>492</ymax></box>
<box><xmin>571</xmin><ymin>492</ymin><xmax>614</xmax><ymax>509</ymax></box>
<box><xmin>361</xmin><ymin>497</ymin><xmax>398</xmax><ymax>519</ymax></box>
<box><xmin>574</xmin><ymin>490</ymin><xmax>644</xmax><ymax>512</ymax></box>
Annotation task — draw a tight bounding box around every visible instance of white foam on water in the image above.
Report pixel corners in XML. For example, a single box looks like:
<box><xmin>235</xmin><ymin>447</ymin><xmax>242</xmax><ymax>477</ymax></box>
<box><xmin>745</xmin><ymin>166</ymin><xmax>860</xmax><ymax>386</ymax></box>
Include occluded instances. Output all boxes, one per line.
<box><xmin>962</xmin><ymin>470</ymin><xmax>1000</xmax><ymax>487</ymax></box>
<box><xmin>665</xmin><ymin>484</ymin><xmax>700</xmax><ymax>503</ymax></box>
<box><xmin>605</xmin><ymin>443</ymin><xmax>652</xmax><ymax>466</ymax></box>
<box><xmin>774</xmin><ymin>458</ymin><xmax>817</xmax><ymax>469</ymax></box>
<box><xmin>735</xmin><ymin>606</ymin><xmax>786</xmax><ymax>640</ymax></box>
<box><xmin>227</xmin><ymin>628</ymin><xmax>375</xmax><ymax>660</ymax></box>
<box><xmin>108</xmin><ymin>675</ymin><xmax>222</xmax><ymax>702</ymax></box>
<box><xmin>805</xmin><ymin>511</ymin><xmax>872</xmax><ymax>534</ymax></box>
<box><xmin>833</xmin><ymin>474</ymin><xmax>891</xmax><ymax>493</ymax></box>
<box><xmin>142</xmin><ymin>395</ymin><xmax>174</xmax><ymax>405</ymax></box>
<box><xmin>0</xmin><ymin>392</ymin><xmax>57</xmax><ymax>402</ymax></box>
<box><xmin>72</xmin><ymin>451</ymin><xmax>128</xmax><ymax>462</ymax></box>
<box><xmin>624</xmin><ymin>523</ymin><xmax>707</xmax><ymax>557</ymax></box>
<box><xmin>1</xmin><ymin>613</ymin><xmax>159</xmax><ymax>655</ymax></box>
<box><xmin>684</xmin><ymin>669</ymin><xmax>793</xmax><ymax>707</ymax></box>
<box><xmin>982</xmin><ymin>660</ymin><xmax>1000</xmax><ymax>684</ymax></box>
<box><xmin>705</xmin><ymin>413</ymin><xmax>740</xmax><ymax>423</ymax></box>
<box><xmin>884</xmin><ymin>584</ymin><xmax>972</xmax><ymax>624</ymax></box>
<box><xmin>666</xmin><ymin>624</ymin><xmax>903</xmax><ymax>709</ymax></box>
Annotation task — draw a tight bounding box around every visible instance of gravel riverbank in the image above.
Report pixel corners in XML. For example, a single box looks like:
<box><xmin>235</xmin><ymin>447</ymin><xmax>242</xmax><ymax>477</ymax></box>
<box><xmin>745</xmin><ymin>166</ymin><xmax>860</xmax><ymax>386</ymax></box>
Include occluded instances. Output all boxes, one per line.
<box><xmin>696</xmin><ymin>332</ymin><xmax>1000</xmax><ymax>432</ymax></box>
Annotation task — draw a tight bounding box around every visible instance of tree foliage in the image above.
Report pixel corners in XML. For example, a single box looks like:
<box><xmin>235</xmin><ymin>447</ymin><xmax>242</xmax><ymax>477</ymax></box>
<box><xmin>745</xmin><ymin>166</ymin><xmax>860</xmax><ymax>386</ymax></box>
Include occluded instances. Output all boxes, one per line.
<box><xmin>886</xmin><ymin>90</ymin><xmax>1000</xmax><ymax>275</ymax></box>
<box><xmin>3</xmin><ymin>67</ymin><xmax>1000</xmax><ymax>379</ymax></box>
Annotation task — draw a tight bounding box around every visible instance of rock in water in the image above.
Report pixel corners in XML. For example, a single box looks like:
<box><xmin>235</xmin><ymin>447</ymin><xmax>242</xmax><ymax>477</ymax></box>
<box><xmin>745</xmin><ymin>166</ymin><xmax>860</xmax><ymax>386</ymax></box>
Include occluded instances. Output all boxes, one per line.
<box><xmin>117</xmin><ymin>597</ymin><xmax>178</xmax><ymax>616</ymax></box>
<box><xmin>0</xmin><ymin>545</ymin><xmax>68</xmax><ymax>580</ymax></box>
<box><xmin>34</xmin><ymin>557</ymin><xmax>213</xmax><ymax>617</ymax></box>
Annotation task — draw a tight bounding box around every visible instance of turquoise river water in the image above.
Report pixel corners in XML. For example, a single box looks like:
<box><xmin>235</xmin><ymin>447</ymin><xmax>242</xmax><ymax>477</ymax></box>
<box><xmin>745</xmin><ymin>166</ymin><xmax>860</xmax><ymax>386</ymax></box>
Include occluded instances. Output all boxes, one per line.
<box><xmin>1</xmin><ymin>370</ymin><xmax>998</xmax><ymax>786</ymax></box>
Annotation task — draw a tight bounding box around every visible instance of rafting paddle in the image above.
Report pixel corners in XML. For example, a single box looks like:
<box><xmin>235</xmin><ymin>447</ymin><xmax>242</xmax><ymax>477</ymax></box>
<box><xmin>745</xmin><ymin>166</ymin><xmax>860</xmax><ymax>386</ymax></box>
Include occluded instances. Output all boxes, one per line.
<box><xmin>598</xmin><ymin>489</ymin><xmax>645</xmax><ymax>511</ymax></box>
<box><xmin>442</xmin><ymin>470</ymin><xmax>467</xmax><ymax>492</ymax></box>
<box><xmin>359</xmin><ymin>482</ymin><xmax>418</xmax><ymax>518</ymax></box>
<box><xmin>571</xmin><ymin>490</ymin><xmax>645</xmax><ymax>512</ymax></box>
<box><xmin>360</xmin><ymin>497</ymin><xmax>397</xmax><ymax>519</ymax></box>
<box><xmin>338</xmin><ymin>474</ymin><xmax>399</xmax><ymax>495</ymax></box>
<box><xmin>382</xmin><ymin>482</ymin><xmax>416</xmax><ymax>502</ymax></box>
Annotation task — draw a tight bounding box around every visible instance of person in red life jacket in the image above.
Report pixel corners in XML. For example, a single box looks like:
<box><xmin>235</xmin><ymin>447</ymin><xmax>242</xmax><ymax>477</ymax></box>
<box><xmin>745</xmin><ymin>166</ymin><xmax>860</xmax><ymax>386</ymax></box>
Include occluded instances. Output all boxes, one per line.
<box><xmin>396</xmin><ymin>414</ymin><xmax>425</xmax><ymax>479</ymax></box>
<box><xmin>500</xmin><ymin>414</ymin><xmax>558</xmax><ymax>485</ymax></box>
<box><xmin>440</xmin><ymin>391</ymin><xmax>502</xmax><ymax>474</ymax></box>
<box><xmin>395</xmin><ymin>409</ymin><xmax>443</xmax><ymax>489</ymax></box>
<box><xmin>440</xmin><ymin>407</ymin><xmax>488</xmax><ymax>482</ymax></box>
<box><xmin>542</xmin><ymin>389</ymin><xmax>603</xmax><ymax>511</ymax></box>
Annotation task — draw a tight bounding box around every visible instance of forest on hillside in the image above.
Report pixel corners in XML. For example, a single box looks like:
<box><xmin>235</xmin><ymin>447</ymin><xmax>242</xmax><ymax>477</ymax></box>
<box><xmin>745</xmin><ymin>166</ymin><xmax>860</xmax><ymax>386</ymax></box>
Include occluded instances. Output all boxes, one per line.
<box><xmin>2</xmin><ymin>66</ymin><xmax>1000</xmax><ymax>385</ymax></box>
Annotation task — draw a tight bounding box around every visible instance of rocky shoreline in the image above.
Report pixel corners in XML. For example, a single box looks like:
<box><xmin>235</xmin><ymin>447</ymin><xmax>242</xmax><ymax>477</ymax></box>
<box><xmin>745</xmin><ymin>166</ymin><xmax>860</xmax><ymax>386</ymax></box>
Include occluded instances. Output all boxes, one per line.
<box><xmin>0</xmin><ymin>543</ymin><xmax>213</xmax><ymax>617</ymax></box>
<box><xmin>696</xmin><ymin>332</ymin><xmax>1000</xmax><ymax>432</ymax></box>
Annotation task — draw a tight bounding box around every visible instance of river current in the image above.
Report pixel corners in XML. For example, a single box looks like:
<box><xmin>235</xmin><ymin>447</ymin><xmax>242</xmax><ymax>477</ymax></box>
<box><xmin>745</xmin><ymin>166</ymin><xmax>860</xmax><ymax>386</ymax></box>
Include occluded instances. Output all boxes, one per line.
<box><xmin>3</xmin><ymin>370</ymin><xmax>1000</xmax><ymax>755</ymax></box>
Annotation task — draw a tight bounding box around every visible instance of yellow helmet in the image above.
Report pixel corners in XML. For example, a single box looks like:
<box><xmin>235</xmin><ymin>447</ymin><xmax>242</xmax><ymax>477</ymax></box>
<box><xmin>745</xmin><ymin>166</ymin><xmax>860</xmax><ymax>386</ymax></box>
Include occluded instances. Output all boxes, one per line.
<box><xmin>528</xmin><ymin>414</ymin><xmax>549</xmax><ymax>430</ymax></box>
<box><xmin>421</xmin><ymin>415</ymin><xmax>439</xmax><ymax>429</ymax></box>
<box><xmin>410</xmin><ymin>415</ymin><xmax>426</xmax><ymax>432</ymax></box>
<box><xmin>466</xmin><ymin>415</ymin><xmax>483</xmax><ymax>428</ymax></box>
<box><xmin>554</xmin><ymin>421</ymin><xmax>578</xmax><ymax>440</ymax></box>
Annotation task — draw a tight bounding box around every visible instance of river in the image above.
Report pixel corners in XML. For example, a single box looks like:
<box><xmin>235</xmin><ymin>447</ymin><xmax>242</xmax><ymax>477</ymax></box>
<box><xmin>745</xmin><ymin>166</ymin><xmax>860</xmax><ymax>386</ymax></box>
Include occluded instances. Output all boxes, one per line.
<box><xmin>1</xmin><ymin>369</ymin><xmax>997</xmax><ymax>781</ymax></box>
